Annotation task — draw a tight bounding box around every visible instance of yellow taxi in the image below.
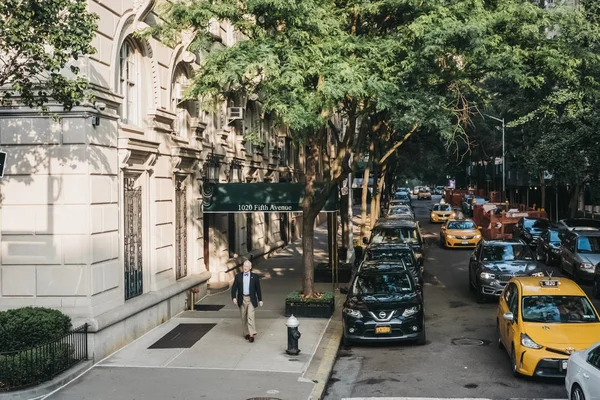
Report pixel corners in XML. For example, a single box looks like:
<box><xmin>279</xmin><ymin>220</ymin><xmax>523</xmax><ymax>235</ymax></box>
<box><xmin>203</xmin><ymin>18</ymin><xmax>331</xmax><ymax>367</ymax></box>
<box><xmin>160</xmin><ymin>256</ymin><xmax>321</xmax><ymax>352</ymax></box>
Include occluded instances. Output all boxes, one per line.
<box><xmin>430</xmin><ymin>202</ymin><xmax>456</xmax><ymax>223</ymax></box>
<box><xmin>439</xmin><ymin>218</ymin><xmax>482</xmax><ymax>248</ymax></box>
<box><xmin>497</xmin><ymin>276</ymin><xmax>600</xmax><ymax>378</ymax></box>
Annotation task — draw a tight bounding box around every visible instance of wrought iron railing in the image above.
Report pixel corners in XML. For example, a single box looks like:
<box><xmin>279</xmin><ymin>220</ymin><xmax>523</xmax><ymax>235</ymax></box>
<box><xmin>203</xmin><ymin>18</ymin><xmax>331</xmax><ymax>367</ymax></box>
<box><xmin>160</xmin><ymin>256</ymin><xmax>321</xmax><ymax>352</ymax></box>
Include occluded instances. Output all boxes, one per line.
<box><xmin>0</xmin><ymin>324</ymin><xmax>88</xmax><ymax>392</ymax></box>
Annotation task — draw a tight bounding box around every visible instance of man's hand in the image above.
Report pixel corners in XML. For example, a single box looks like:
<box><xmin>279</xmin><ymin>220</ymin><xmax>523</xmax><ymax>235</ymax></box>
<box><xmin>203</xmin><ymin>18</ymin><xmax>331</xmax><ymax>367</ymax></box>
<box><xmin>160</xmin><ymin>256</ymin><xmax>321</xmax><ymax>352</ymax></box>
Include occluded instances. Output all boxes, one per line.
<box><xmin>259</xmin><ymin>301</ymin><xmax>264</xmax><ymax>307</ymax></box>
<box><xmin>233</xmin><ymin>298</ymin><xmax>237</xmax><ymax>305</ymax></box>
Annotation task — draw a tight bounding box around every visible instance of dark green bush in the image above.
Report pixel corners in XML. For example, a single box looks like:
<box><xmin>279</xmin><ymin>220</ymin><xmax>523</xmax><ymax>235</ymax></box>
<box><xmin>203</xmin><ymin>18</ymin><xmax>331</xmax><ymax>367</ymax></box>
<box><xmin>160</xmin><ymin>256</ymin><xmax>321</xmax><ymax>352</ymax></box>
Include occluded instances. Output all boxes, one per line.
<box><xmin>0</xmin><ymin>343</ymin><xmax>73</xmax><ymax>391</ymax></box>
<box><xmin>0</xmin><ymin>307</ymin><xmax>71</xmax><ymax>352</ymax></box>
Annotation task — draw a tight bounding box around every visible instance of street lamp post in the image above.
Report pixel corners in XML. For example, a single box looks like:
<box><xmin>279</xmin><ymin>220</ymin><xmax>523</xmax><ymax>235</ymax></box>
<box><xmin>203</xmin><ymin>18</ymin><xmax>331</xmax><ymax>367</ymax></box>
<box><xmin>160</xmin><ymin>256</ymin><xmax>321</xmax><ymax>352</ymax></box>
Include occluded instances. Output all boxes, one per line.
<box><xmin>483</xmin><ymin>114</ymin><xmax>505</xmax><ymax>202</ymax></box>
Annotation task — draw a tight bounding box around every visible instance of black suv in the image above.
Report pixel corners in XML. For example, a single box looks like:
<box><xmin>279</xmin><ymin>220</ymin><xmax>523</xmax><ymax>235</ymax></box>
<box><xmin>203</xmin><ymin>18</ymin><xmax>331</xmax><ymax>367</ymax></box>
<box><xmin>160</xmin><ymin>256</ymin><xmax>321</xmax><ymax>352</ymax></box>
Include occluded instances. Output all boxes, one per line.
<box><xmin>535</xmin><ymin>227</ymin><xmax>565</xmax><ymax>266</ymax></box>
<box><xmin>468</xmin><ymin>239</ymin><xmax>543</xmax><ymax>303</ymax></box>
<box><xmin>341</xmin><ymin>263</ymin><xmax>425</xmax><ymax>345</ymax></box>
<box><xmin>365</xmin><ymin>219</ymin><xmax>424</xmax><ymax>265</ymax></box>
<box><xmin>512</xmin><ymin>217</ymin><xmax>551</xmax><ymax>249</ymax></box>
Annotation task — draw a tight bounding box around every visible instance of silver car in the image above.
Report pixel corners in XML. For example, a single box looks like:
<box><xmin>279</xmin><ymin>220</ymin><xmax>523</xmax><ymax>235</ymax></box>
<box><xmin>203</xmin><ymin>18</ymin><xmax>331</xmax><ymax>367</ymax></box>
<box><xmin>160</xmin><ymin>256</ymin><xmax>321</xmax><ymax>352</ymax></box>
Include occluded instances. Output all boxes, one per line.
<box><xmin>566</xmin><ymin>341</ymin><xmax>600</xmax><ymax>400</ymax></box>
<box><xmin>560</xmin><ymin>230</ymin><xmax>600</xmax><ymax>283</ymax></box>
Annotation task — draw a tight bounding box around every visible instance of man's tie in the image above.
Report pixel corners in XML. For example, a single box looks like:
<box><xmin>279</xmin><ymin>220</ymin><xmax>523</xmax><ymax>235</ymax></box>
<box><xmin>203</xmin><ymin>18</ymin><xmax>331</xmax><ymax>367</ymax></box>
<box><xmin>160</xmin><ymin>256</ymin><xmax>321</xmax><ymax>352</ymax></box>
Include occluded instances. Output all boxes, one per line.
<box><xmin>244</xmin><ymin>273</ymin><xmax>249</xmax><ymax>277</ymax></box>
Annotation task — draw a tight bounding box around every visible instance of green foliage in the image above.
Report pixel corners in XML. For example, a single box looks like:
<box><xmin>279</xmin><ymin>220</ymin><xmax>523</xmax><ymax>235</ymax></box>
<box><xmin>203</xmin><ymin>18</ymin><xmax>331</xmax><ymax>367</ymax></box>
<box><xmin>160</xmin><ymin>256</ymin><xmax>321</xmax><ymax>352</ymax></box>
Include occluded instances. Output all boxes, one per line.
<box><xmin>0</xmin><ymin>307</ymin><xmax>72</xmax><ymax>353</ymax></box>
<box><xmin>0</xmin><ymin>343</ymin><xmax>72</xmax><ymax>391</ymax></box>
<box><xmin>0</xmin><ymin>0</ymin><xmax>98</xmax><ymax>110</ymax></box>
<box><xmin>286</xmin><ymin>291</ymin><xmax>335</xmax><ymax>303</ymax></box>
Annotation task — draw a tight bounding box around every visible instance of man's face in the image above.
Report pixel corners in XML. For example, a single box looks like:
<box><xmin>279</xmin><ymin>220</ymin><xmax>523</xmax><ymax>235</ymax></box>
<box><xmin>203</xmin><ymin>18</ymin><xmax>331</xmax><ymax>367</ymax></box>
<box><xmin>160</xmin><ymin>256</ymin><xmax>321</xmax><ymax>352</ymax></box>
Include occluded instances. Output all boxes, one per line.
<box><xmin>243</xmin><ymin>263</ymin><xmax>252</xmax><ymax>273</ymax></box>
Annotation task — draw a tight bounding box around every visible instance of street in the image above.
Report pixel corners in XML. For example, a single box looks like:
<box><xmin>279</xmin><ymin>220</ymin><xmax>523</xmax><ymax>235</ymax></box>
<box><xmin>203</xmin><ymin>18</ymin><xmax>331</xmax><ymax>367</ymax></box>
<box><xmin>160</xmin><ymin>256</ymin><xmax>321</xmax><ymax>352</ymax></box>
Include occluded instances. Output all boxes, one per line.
<box><xmin>325</xmin><ymin>195</ymin><xmax>599</xmax><ymax>400</ymax></box>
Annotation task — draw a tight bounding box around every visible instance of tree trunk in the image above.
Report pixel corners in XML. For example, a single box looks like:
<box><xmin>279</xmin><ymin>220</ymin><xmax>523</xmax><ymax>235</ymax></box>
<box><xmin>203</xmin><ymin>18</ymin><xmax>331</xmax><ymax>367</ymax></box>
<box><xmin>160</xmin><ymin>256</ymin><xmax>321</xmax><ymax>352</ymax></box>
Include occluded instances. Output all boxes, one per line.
<box><xmin>302</xmin><ymin>210</ymin><xmax>317</xmax><ymax>297</ymax></box>
<box><xmin>340</xmin><ymin>177</ymin><xmax>350</xmax><ymax>255</ymax></box>
<box><xmin>375</xmin><ymin>165</ymin><xmax>387</xmax><ymax>220</ymax></box>
<box><xmin>360</xmin><ymin>166</ymin><xmax>370</xmax><ymax>240</ymax></box>
<box><xmin>568</xmin><ymin>185</ymin><xmax>580</xmax><ymax>218</ymax></box>
<box><xmin>370</xmin><ymin>165</ymin><xmax>379</xmax><ymax>228</ymax></box>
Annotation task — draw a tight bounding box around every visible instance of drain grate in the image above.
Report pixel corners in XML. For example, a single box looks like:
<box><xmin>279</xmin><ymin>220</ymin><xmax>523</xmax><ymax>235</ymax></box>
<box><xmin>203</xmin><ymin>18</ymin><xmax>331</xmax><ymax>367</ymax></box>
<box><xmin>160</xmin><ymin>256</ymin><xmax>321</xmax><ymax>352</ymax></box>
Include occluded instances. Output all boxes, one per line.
<box><xmin>451</xmin><ymin>337</ymin><xmax>489</xmax><ymax>346</ymax></box>
<box><xmin>148</xmin><ymin>323</ymin><xmax>216</xmax><ymax>349</ymax></box>
<box><xmin>194</xmin><ymin>304</ymin><xmax>225</xmax><ymax>311</ymax></box>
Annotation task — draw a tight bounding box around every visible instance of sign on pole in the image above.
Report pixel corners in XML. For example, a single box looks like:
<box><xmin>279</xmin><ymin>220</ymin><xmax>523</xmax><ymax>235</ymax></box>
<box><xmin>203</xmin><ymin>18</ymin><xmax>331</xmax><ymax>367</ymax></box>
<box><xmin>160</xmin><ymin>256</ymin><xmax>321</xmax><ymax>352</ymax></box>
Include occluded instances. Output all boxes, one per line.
<box><xmin>0</xmin><ymin>151</ymin><xmax>6</xmax><ymax>178</ymax></box>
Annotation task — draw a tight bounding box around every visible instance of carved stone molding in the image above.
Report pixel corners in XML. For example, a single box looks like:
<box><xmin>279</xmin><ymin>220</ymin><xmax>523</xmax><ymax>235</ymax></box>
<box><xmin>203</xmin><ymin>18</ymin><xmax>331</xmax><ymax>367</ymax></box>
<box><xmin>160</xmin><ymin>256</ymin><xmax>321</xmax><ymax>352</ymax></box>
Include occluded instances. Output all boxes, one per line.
<box><xmin>171</xmin><ymin>145</ymin><xmax>202</xmax><ymax>175</ymax></box>
<box><xmin>118</xmin><ymin>136</ymin><xmax>160</xmax><ymax>172</ymax></box>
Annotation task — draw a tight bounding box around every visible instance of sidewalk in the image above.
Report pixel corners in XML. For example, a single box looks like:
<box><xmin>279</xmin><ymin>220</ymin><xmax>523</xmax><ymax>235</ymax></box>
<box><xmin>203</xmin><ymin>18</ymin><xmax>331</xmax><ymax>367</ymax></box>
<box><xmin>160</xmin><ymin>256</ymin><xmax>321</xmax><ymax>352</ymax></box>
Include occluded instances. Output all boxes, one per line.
<box><xmin>43</xmin><ymin>223</ymin><xmax>342</xmax><ymax>400</ymax></box>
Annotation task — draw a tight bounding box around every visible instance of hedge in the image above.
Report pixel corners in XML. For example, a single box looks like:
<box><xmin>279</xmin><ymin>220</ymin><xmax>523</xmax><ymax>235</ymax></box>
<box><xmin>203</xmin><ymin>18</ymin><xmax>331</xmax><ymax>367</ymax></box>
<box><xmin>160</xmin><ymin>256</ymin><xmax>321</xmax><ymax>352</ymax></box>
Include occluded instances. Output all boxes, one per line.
<box><xmin>0</xmin><ymin>307</ymin><xmax>72</xmax><ymax>353</ymax></box>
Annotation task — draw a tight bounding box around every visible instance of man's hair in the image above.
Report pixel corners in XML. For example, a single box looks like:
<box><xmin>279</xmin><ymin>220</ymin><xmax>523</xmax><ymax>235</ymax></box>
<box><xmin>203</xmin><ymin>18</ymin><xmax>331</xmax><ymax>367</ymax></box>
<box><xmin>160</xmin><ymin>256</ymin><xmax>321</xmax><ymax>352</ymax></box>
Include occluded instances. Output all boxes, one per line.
<box><xmin>243</xmin><ymin>260</ymin><xmax>252</xmax><ymax>269</ymax></box>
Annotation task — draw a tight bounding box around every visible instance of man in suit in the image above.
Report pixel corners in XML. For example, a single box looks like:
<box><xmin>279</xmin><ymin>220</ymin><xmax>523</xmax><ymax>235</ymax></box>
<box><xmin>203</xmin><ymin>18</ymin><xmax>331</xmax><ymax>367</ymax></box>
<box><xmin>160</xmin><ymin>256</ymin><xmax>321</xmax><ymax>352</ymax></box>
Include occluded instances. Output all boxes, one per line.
<box><xmin>231</xmin><ymin>260</ymin><xmax>263</xmax><ymax>342</ymax></box>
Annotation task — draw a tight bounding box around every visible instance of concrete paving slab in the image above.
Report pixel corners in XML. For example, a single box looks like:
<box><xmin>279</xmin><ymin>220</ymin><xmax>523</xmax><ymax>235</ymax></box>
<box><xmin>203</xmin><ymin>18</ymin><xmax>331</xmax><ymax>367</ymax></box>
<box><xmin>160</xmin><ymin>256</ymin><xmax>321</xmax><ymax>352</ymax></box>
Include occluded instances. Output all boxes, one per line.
<box><xmin>46</xmin><ymin>367</ymin><xmax>314</xmax><ymax>400</ymax></box>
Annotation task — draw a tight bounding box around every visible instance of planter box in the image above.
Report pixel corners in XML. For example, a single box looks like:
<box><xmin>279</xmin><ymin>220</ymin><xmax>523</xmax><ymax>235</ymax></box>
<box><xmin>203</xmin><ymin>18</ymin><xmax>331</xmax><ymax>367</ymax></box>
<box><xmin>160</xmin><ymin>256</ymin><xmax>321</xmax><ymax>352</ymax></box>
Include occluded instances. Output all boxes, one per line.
<box><xmin>285</xmin><ymin>299</ymin><xmax>334</xmax><ymax>318</ymax></box>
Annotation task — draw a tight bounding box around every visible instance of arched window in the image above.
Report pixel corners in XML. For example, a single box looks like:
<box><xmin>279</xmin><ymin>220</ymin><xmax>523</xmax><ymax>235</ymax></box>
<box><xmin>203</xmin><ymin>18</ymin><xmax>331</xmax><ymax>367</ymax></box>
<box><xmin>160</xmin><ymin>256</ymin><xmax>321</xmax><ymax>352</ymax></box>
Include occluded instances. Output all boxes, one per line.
<box><xmin>172</xmin><ymin>66</ymin><xmax>196</xmax><ymax>137</ymax></box>
<box><xmin>119</xmin><ymin>40</ymin><xmax>140</xmax><ymax>125</ymax></box>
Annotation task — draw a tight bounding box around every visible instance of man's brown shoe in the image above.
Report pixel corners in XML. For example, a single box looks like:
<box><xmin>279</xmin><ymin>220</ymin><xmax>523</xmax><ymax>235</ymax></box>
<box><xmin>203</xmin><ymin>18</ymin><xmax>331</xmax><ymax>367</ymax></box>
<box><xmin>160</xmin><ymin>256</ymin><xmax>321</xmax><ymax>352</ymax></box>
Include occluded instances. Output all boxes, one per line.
<box><xmin>249</xmin><ymin>335</ymin><xmax>254</xmax><ymax>343</ymax></box>
<box><xmin>245</xmin><ymin>335</ymin><xmax>250</xmax><ymax>340</ymax></box>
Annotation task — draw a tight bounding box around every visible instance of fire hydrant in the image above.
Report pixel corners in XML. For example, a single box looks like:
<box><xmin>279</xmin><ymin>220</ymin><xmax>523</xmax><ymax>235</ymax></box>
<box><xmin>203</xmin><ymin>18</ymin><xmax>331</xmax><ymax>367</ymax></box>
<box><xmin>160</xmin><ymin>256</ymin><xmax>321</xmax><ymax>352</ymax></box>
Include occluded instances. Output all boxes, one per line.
<box><xmin>286</xmin><ymin>315</ymin><xmax>301</xmax><ymax>355</ymax></box>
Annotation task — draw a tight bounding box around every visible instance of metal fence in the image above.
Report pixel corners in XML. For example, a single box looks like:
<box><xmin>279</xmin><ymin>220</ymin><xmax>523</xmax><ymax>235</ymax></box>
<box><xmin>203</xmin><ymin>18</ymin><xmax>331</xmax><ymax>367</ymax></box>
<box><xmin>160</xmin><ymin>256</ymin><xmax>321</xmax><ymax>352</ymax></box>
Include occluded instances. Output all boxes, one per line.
<box><xmin>0</xmin><ymin>323</ymin><xmax>88</xmax><ymax>392</ymax></box>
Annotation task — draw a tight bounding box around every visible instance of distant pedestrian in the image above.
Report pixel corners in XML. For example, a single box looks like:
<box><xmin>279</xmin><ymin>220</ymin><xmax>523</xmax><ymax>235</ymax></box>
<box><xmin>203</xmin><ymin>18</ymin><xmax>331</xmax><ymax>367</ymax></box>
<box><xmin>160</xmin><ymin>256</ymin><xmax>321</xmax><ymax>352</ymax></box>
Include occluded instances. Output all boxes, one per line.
<box><xmin>231</xmin><ymin>260</ymin><xmax>263</xmax><ymax>342</ymax></box>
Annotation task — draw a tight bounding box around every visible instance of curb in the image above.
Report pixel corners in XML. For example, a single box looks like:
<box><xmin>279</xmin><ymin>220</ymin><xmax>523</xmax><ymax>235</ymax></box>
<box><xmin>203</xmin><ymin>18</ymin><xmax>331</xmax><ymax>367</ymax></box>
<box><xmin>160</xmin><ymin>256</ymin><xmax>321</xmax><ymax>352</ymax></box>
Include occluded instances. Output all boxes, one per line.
<box><xmin>0</xmin><ymin>360</ymin><xmax>93</xmax><ymax>400</ymax></box>
<box><xmin>305</xmin><ymin>295</ymin><xmax>344</xmax><ymax>400</ymax></box>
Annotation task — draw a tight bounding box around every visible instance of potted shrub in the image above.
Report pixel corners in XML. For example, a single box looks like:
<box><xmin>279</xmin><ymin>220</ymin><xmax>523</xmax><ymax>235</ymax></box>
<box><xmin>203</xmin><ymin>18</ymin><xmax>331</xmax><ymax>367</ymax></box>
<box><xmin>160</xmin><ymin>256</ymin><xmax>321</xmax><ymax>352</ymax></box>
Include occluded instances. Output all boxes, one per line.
<box><xmin>285</xmin><ymin>291</ymin><xmax>335</xmax><ymax>318</ymax></box>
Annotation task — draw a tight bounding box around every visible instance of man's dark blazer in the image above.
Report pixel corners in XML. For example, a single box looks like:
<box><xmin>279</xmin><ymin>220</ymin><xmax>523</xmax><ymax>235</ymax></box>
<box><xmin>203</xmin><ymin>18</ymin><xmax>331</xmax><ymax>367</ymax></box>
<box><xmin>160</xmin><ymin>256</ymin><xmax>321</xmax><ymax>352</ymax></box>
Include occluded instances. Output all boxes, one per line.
<box><xmin>231</xmin><ymin>272</ymin><xmax>262</xmax><ymax>308</ymax></box>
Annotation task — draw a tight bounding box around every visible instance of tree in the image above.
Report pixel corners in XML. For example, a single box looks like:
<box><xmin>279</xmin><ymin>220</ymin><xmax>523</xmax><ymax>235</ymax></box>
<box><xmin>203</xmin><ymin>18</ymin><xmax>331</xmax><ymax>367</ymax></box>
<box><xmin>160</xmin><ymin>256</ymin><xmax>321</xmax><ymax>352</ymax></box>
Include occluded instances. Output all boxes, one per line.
<box><xmin>156</xmin><ymin>0</ymin><xmax>570</xmax><ymax>297</ymax></box>
<box><xmin>0</xmin><ymin>0</ymin><xmax>97</xmax><ymax>110</ymax></box>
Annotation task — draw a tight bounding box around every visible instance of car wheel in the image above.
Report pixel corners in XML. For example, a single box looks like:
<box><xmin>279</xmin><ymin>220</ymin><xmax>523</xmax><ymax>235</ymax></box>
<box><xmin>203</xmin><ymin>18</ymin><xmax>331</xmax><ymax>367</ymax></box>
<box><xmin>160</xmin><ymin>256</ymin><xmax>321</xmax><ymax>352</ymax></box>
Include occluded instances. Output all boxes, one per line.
<box><xmin>496</xmin><ymin>322</ymin><xmax>503</xmax><ymax>349</ymax></box>
<box><xmin>510</xmin><ymin>347</ymin><xmax>521</xmax><ymax>378</ymax></box>
<box><xmin>572</xmin><ymin>384</ymin><xmax>586</xmax><ymax>400</ymax></box>
<box><xmin>439</xmin><ymin>234</ymin><xmax>445</xmax><ymax>248</ymax></box>
<box><xmin>593</xmin><ymin>280</ymin><xmax>600</xmax><ymax>299</ymax></box>
<box><xmin>415</xmin><ymin>322</ymin><xmax>426</xmax><ymax>345</ymax></box>
<box><xmin>475</xmin><ymin>281</ymin><xmax>486</xmax><ymax>304</ymax></box>
<box><xmin>342</xmin><ymin>334</ymin><xmax>353</xmax><ymax>347</ymax></box>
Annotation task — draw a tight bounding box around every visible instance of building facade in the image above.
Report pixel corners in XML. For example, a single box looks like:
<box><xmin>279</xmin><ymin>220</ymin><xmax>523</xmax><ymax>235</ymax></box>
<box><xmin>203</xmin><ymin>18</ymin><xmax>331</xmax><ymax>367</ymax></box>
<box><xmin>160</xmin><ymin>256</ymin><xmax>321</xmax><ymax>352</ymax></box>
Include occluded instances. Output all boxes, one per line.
<box><xmin>0</xmin><ymin>0</ymin><xmax>305</xmax><ymax>359</ymax></box>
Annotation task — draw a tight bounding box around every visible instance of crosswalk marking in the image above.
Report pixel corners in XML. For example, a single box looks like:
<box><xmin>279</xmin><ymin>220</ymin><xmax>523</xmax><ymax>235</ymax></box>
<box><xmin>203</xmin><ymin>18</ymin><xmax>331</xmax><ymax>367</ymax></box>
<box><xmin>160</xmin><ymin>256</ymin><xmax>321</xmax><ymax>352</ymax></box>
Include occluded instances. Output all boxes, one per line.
<box><xmin>342</xmin><ymin>398</ymin><xmax>568</xmax><ymax>400</ymax></box>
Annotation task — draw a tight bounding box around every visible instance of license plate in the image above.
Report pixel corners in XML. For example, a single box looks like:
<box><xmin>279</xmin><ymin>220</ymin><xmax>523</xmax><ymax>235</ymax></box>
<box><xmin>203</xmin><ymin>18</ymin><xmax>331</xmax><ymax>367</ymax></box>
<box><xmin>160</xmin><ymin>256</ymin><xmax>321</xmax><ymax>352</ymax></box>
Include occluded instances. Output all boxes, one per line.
<box><xmin>375</xmin><ymin>326</ymin><xmax>391</xmax><ymax>334</ymax></box>
<box><xmin>561</xmin><ymin>360</ymin><xmax>568</xmax><ymax>370</ymax></box>
<box><xmin>462</xmin><ymin>241</ymin><xmax>469</xmax><ymax>244</ymax></box>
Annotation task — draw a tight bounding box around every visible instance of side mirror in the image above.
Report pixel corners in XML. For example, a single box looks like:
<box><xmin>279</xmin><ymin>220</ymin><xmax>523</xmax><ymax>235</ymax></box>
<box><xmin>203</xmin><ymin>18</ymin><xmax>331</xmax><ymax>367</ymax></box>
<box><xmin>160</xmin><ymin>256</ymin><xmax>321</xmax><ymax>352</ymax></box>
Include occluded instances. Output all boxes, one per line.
<box><xmin>441</xmin><ymin>225</ymin><xmax>446</xmax><ymax>230</ymax></box>
<box><xmin>416</xmin><ymin>284</ymin><xmax>423</xmax><ymax>293</ymax></box>
<box><xmin>362</xmin><ymin>237</ymin><xmax>369</xmax><ymax>245</ymax></box>
<box><xmin>340</xmin><ymin>287</ymin><xmax>349</xmax><ymax>294</ymax></box>
<box><xmin>503</xmin><ymin>312</ymin><xmax>514</xmax><ymax>322</ymax></box>
<box><xmin>478</xmin><ymin>226</ymin><xmax>483</xmax><ymax>230</ymax></box>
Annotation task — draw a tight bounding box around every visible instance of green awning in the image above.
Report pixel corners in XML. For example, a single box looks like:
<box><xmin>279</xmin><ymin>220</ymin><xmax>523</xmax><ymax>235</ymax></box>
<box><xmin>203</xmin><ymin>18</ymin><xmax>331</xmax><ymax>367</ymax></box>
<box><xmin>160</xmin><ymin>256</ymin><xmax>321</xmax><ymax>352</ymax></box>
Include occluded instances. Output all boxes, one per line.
<box><xmin>202</xmin><ymin>183</ymin><xmax>338</xmax><ymax>213</ymax></box>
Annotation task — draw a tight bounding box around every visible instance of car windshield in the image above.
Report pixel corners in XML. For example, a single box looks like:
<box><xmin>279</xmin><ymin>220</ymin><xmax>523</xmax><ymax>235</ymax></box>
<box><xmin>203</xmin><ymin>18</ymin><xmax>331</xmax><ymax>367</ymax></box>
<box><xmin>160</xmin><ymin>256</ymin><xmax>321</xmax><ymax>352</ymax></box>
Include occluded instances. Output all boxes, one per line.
<box><xmin>482</xmin><ymin>244</ymin><xmax>533</xmax><ymax>261</ymax></box>
<box><xmin>522</xmin><ymin>296</ymin><xmax>599</xmax><ymax>323</ymax></box>
<box><xmin>524</xmin><ymin>219</ymin><xmax>550</xmax><ymax>229</ymax></box>
<box><xmin>565</xmin><ymin>219</ymin><xmax>600</xmax><ymax>228</ymax></box>
<box><xmin>365</xmin><ymin>249</ymin><xmax>413</xmax><ymax>265</ymax></box>
<box><xmin>353</xmin><ymin>272</ymin><xmax>413</xmax><ymax>296</ymax></box>
<box><xmin>577</xmin><ymin>236</ymin><xmax>600</xmax><ymax>253</ymax></box>
<box><xmin>371</xmin><ymin>227</ymin><xmax>420</xmax><ymax>244</ymax></box>
<box><xmin>433</xmin><ymin>204</ymin><xmax>452</xmax><ymax>211</ymax></box>
<box><xmin>447</xmin><ymin>221</ymin><xmax>476</xmax><ymax>230</ymax></box>
<box><xmin>549</xmin><ymin>231</ymin><xmax>561</xmax><ymax>242</ymax></box>
<box><xmin>394</xmin><ymin>193</ymin><xmax>409</xmax><ymax>200</ymax></box>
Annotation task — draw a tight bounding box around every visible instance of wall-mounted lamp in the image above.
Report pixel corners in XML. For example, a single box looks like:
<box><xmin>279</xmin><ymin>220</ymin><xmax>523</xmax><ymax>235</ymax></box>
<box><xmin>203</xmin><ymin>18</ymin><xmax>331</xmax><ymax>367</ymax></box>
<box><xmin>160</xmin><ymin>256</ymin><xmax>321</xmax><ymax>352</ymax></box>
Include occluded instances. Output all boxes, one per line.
<box><xmin>230</xmin><ymin>158</ymin><xmax>242</xmax><ymax>182</ymax></box>
<box><xmin>91</xmin><ymin>116</ymin><xmax>100</xmax><ymax>127</ymax></box>
<box><xmin>204</xmin><ymin>144</ymin><xmax>221</xmax><ymax>183</ymax></box>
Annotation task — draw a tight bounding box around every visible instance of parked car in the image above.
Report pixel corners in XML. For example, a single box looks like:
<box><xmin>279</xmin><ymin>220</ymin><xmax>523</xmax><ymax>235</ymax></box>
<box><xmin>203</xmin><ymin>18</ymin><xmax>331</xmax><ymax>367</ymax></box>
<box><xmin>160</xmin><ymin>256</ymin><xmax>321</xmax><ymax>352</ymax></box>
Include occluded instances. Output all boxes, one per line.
<box><xmin>565</xmin><ymin>341</ymin><xmax>600</xmax><ymax>400</ymax></box>
<box><xmin>512</xmin><ymin>217</ymin><xmax>552</xmax><ymax>249</ymax></box>
<box><xmin>362</xmin><ymin>245</ymin><xmax>423</xmax><ymax>287</ymax></box>
<box><xmin>469</xmin><ymin>239</ymin><xmax>543</xmax><ymax>303</ymax></box>
<box><xmin>418</xmin><ymin>189</ymin><xmax>432</xmax><ymax>200</ymax></box>
<box><xmin>497</xmin><ymin>276</ymin><xmax>600</xmax><ymax>378</ymax></box>
<box><xmin>387</xmin><ymin>204</ymin><xmax>415</xmax><ymax>219</ymax></box>
<box><xmin>536</xmin><ymin>228</ymin><xmax>566</xmax><ymax>266</ymax></box>
<box><xmin>440</xmin><ymin>218</ymin><xmax>482</xmax><ymax>249</ymax></box>
<box><xmin>413</xmin><ymin>186</ymin><xmax>421</xmax><ymax>195</ymax></box>
<box><xmin>559</xmin><ymin>218</ymin><xmax>600</xmax><ymax>231</ymax></box>
<box><xmin>391</xmin><ymin>192</ymin><xmax>412</xmax><ymax>206</ymax></box>
<box><xmin>560</xmin><ymin>230</ymin><xmax>600</xmax><ymax>283</ymax></box>
<box><xmin>366</xmin><ymin>219</ymin><xmax>424</xmax><ymax>264</ymax></box>
<box><xmin>341</xmin><ymin>264</ymin><xmax>425</xmax><ymax>346</ymax></box>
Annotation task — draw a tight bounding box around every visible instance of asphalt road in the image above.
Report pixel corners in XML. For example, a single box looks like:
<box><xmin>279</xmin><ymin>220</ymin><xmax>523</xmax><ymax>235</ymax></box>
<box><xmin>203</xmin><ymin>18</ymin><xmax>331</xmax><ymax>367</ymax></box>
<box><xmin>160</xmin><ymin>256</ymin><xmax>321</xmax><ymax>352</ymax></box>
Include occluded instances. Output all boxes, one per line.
<box><xmin>325</xmin><ymin>195</ymin><xmax>598</xmax><ymax>400</ymax></box>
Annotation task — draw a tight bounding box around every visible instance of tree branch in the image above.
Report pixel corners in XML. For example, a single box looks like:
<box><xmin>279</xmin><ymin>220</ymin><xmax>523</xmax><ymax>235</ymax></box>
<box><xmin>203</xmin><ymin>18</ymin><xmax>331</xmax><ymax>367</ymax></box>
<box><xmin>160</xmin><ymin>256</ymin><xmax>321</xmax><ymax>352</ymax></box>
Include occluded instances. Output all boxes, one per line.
<box><xmin>379</xmin><ymin>124</ymin><xmax>418</xmax><ymax>166</ymax></box>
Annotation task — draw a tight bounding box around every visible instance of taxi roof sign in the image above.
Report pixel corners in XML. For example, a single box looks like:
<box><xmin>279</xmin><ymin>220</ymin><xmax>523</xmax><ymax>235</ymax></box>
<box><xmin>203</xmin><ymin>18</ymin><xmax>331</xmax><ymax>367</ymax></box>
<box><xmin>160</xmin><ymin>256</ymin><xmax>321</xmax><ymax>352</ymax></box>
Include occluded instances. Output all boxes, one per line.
<box><xmin>540</xmin><ymin>279</ymin><xmax>560</xmax><ymax>288</ymax></box>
